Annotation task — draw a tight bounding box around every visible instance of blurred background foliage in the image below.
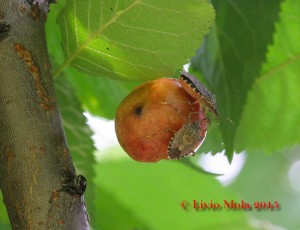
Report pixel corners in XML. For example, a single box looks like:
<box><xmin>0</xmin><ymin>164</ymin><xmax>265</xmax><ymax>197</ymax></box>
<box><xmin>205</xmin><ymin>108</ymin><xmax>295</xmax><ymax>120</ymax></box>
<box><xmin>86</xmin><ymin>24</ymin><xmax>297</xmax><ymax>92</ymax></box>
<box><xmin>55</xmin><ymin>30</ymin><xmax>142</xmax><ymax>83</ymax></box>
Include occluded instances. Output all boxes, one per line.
<box><xmin>1</xmin><ymin>0</ymin><xmax>299</xmax><ymax>229</ymax></box>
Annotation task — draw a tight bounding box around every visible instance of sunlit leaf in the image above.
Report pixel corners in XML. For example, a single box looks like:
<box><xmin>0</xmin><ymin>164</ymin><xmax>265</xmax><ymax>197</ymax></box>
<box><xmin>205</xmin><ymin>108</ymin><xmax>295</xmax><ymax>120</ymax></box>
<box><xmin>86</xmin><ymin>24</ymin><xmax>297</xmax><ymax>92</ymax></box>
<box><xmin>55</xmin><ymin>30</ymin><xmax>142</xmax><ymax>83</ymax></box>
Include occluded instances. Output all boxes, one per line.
<box><xmin>56</xmin><ymin>0</ymin><xmax>215</xmax><ymax>79</ymax></box>
<box><xmin>236</xmin><ymin>0</ymin><xmax>300</xmax><ymax>152</ymax></box>
<box><xmin>47</xmin><ymin>3</ymin><xmax>139</xmax><ymax>119</ymax></box>
<box><xmin>192</xmin><ymin>0</ymin><xmax>283</xmax><ymax>160</ymax></box>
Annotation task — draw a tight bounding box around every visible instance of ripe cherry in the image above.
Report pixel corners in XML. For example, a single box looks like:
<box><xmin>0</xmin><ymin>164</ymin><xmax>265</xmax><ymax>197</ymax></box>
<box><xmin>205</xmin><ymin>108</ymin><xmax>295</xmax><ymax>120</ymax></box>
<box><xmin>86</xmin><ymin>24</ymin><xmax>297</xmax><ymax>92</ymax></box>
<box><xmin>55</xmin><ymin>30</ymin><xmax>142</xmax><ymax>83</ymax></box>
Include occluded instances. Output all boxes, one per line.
<box><xmin>115</xmin><ymin>73</ymin><xmax>216</xmax><ymax>162</ymax></box>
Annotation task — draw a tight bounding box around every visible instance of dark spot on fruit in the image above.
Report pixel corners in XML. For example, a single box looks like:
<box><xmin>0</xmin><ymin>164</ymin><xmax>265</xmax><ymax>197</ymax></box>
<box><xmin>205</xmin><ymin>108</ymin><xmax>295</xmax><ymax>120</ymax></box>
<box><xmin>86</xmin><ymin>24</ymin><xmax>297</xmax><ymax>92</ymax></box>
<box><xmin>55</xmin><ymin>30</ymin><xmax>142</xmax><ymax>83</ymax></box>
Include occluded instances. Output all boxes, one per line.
<box><xmin>135</xmin><ymin>106</ymin><xmax>143</xmax><ymax>116</ymax></box>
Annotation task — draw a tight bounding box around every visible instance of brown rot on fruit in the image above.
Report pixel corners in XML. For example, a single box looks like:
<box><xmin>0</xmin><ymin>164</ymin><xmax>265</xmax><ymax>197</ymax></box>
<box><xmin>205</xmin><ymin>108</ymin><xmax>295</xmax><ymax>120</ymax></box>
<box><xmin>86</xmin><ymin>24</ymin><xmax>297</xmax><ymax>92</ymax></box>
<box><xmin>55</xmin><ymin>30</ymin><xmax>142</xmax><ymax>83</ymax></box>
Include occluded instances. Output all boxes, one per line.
<box><xmin>115</xmin><ymin>73</ymin><xmax>217</xmax><ymax>163</ymax></box>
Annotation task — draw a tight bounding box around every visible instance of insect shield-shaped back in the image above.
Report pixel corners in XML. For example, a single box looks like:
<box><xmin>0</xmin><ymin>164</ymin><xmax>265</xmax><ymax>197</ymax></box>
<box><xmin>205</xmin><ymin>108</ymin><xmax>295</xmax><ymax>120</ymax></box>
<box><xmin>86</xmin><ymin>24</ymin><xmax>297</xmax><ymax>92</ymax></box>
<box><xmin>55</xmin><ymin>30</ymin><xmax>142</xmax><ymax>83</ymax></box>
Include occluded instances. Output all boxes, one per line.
<box><xmin>168</xmin><ymin>121</ymin><xmax>207</xmax><ymax>159</ymax></box>
<box><xmin>167</xmin><ymin>71</ymin><xmax>218</xmax><ymax>160</ymax></box>
<box><xmin>179</xmin><ymin>71</ymin><xmax>218</xmax><ymax>116</ymax></box>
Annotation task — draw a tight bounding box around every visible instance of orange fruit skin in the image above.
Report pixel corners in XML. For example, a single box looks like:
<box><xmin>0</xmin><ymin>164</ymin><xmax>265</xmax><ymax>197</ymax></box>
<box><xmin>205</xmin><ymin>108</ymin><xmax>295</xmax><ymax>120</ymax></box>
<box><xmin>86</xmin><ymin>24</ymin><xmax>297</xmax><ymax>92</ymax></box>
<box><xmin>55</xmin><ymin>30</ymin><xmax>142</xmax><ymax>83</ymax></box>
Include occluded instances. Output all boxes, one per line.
<box><xmin>115</xmin><ymin>78</ymin><xmax>201</xmax><ymax>162</ymax></box>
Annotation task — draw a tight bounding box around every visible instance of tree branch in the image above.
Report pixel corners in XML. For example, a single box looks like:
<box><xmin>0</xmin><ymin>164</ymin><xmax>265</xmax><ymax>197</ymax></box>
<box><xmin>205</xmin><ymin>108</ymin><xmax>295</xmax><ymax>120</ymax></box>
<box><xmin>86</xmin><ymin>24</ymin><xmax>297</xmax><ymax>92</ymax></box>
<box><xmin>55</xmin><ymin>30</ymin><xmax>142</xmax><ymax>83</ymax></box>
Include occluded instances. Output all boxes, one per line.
<box><xmin>0</xmin><ymin>0</ymin><xmax>89</xmax><ymax>229</ymax></box>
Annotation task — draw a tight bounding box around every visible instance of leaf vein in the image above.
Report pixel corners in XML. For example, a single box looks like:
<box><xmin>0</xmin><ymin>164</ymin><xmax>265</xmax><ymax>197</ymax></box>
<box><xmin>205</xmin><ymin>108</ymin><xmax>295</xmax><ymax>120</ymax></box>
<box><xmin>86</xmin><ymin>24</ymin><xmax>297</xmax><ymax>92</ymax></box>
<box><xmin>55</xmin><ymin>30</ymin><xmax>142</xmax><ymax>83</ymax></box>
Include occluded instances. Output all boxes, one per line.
<box><xmin>259</xmin><ymin>51</ymin><xmax>300</xmax><ymax>82</ymax></box>
<box><xmin>86</xmin><ymin>46</ymin><xmax>160</xmax><ymax>74</ymax></box>
<box><xmin>73</xmin><ymin>0</ymin><xmax>79</xmax><ymax>47</ymax></box>
<box><xmin>139</xmin><ymin>2</ymin><xmax>181</xmax><ymax>13</ymax></box>
<box><xmin>64</xmin><ymin>16</ymin><xmax>70</xmax><ymax>56</ymax></box>
<box><xmin>98</xmin><ymin>35</ymin><xmax>174</xmax><ymax>72</ymax></box>
<box><xmin>114</xmin><ymin>21</ymin><xmax>179</xmax><ymax>36</ymax></box>
<box><xmin>55</xmin><ymin>0</ymin><xmax>141</xmax><ymax>77</ymax></box>
<box><xmin>87</xmin><ymin>0</ymin><xmax>91</xmax><ymax>32</ymax></box>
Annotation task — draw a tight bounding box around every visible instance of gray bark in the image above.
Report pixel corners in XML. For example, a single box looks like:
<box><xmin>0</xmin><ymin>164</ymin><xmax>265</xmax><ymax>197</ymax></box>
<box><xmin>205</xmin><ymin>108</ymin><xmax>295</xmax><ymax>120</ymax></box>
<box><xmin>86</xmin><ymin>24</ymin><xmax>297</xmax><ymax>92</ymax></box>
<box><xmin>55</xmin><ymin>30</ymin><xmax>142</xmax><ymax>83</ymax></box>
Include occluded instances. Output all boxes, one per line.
<box><xmin>0</xmin><ymin>0</ymin><xmax>89</xmax><ymax>229</ymax></box>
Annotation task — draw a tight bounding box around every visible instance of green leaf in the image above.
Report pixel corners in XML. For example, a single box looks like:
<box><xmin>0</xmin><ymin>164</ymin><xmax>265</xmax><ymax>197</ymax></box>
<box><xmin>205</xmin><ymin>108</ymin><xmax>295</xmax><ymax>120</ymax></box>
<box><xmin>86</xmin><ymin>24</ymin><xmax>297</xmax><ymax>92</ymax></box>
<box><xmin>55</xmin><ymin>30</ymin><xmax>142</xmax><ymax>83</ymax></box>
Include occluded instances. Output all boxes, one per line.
<box><xmin>65</xmin><ymin>68</ymin><xmax>142</xmax><ymax>118</ymax></box>
<box><xmin>54</xmin><ymin>76</ymin><xmax>97</xmax><ymax>223</ymax></box>
<box><xmin>0</xmin><ymin>191</ymin><xmax>10</xmax><ymax>229</ymax></box>
<box><xmin>55</xmin><ymin>0</ymin><xmax>215</xmax><ymax>80</ymax></box>
<box><xmin>47</xmin><ymin>3</ymin><xmax>140</xmax><ymax>118</ymax></box>
<box><xmin>230</xmin><ymin>147</ymin><xmax>300</xmax><ymax>230</ymax></box>
<box><xmin>196</xmin><ymin>120</ymin><xmax>224</xmax><ymax>155</ymax></box>
<box><xmin>47</xmin><ymin>0</ymin><xmax>66</xmax><ymax>65</ymax></box>
<box><xmin>95</xmin><ymin>185</ymin><xmax>148</xmax><ymax>229</ymax></box>
<box><xmin>180</xmin><ymin>155</ymin><xmax>223</xmax><ymax>176</ymax></box>
<box><xmin>95</xmin><ymin>156</ymin><xmax>253</xmax><ymax>229</ymax></box>
<box><xmin>192</xmin><ymin>0</ymin><xmax>283</xmax><ymax>160</ymax></box>
<box><xmin>236</xmin><ymin>0</ymin><xmax>300</xmax><ymax>152</ymax></box>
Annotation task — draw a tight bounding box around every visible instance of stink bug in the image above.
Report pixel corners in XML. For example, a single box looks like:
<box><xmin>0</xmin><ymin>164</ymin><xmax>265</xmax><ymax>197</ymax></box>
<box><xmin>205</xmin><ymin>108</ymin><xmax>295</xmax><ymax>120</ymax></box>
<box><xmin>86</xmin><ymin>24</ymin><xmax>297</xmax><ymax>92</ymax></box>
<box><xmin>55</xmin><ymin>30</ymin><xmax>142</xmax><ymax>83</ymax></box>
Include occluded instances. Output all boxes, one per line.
<box><xmin>168</xmin><ymin>118</ymin><xmax>208</xmax><ymax>159</ymax></box>
<box><xmin>179</xmin><ymin>71</ymin><xmax>218</xmax><ymax>116</ymax></box>
<box><xmin>167</xmin><ymin>71</ymin><xmax>217</xmax><ymax>159</ymax></box>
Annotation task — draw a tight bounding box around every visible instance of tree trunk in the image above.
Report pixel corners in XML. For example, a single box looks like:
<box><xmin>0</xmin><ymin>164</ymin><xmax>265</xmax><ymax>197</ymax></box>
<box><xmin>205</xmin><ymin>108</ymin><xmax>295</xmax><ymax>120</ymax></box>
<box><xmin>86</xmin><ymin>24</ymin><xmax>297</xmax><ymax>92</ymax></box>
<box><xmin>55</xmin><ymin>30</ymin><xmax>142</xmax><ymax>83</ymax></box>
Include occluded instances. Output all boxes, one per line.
<box><xmin>0</xmin><ymin>0</ymin><xmax>89</xmax><ymax>229</ymax></box>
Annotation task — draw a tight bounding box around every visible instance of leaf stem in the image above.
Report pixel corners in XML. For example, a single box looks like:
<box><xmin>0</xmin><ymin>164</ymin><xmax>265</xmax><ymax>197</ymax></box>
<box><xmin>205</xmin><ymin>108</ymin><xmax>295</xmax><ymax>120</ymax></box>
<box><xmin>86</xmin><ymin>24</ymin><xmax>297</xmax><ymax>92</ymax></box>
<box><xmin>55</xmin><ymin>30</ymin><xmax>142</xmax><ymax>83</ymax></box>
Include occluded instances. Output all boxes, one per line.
<box><xmin>53</xmin><ymin>58</ymin><xmax>72</xmax><ymax>78</ymax></box>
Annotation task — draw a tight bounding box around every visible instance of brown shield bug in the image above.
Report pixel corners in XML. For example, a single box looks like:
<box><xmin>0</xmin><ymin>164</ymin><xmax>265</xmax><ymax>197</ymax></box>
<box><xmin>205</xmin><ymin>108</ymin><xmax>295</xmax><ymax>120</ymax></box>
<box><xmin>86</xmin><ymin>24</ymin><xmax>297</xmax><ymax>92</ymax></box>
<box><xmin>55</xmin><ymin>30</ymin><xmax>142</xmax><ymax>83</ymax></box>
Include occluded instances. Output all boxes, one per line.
<box><xmin>168</xmin><ymin>116</ymin><xmax>208</xmax><ymax>159</ymax></box>
<box><xmin>179</xmin><ymin>71</ymin><xmax>218</xmax><ymax>116</ymax></box>
<box><xmin>167</xmin><ymin>71</ymin><xmax>218</xmax><ymax>159</ymax></box>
